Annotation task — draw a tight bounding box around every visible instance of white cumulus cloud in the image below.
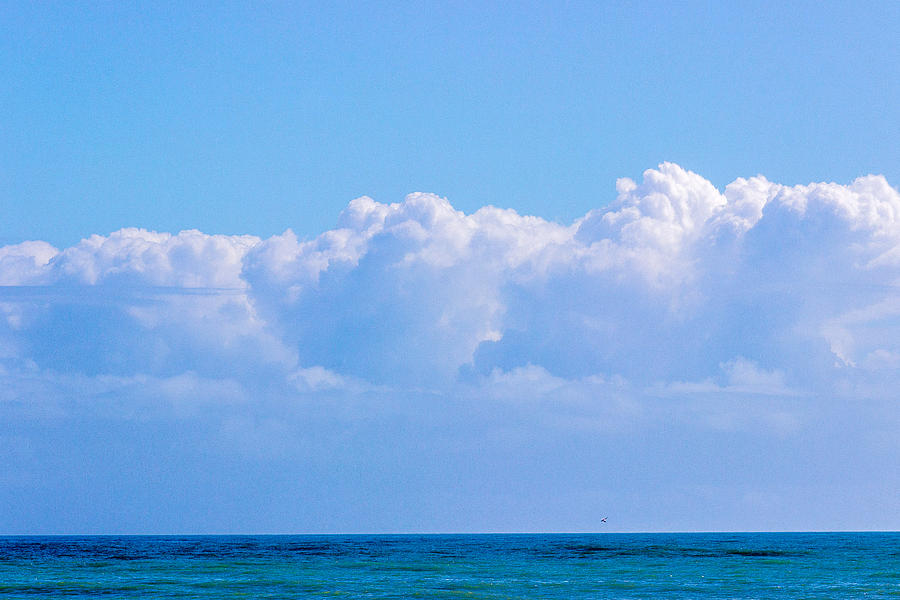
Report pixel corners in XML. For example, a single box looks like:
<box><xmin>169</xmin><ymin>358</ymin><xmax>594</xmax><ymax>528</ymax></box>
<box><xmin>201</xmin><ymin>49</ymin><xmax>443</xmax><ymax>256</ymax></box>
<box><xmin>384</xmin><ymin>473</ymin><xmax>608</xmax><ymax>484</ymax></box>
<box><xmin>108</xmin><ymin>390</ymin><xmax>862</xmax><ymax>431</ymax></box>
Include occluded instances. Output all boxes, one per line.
<box><xmin>1</xmin><ymin>162</ymin><xmax>899</xmax><ymax>404</ymax></box>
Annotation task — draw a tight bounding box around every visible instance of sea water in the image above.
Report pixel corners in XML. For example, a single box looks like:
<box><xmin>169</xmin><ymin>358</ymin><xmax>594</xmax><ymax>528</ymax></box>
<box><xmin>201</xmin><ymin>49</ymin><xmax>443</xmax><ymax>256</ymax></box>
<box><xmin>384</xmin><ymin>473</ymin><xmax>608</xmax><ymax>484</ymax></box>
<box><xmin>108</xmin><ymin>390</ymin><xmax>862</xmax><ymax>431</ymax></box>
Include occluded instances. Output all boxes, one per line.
<box><xmin>1</xmin><ymin>533</ymin><xmax>897</xmax><ymax>598</ymax></box>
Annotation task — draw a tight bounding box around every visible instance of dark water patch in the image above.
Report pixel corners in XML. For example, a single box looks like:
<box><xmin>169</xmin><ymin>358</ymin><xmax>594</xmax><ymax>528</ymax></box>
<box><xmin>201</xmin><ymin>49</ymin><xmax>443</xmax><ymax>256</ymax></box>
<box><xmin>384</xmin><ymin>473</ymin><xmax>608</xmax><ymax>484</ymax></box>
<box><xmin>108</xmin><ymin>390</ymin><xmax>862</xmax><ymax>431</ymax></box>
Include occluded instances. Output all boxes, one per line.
<box><xmin>553</xmin><ymin>543</ymin><xmax>808</xmax><ymax>559</ymax></box>
<box><xmin>725</xmin><ymin>548</ymin><xmax>801</xmax><ymax>557</ymax></box>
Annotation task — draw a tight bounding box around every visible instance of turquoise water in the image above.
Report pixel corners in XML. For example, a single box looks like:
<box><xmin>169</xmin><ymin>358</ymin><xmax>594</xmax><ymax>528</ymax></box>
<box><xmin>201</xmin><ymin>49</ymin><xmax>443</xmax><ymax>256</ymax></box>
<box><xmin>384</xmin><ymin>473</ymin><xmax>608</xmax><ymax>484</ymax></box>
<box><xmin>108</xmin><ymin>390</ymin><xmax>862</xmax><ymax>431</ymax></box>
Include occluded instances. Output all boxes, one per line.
<box><xmin>1</xmin><ymin>533</ymin><xmax>898</xmax><ymax>598</ymax></box>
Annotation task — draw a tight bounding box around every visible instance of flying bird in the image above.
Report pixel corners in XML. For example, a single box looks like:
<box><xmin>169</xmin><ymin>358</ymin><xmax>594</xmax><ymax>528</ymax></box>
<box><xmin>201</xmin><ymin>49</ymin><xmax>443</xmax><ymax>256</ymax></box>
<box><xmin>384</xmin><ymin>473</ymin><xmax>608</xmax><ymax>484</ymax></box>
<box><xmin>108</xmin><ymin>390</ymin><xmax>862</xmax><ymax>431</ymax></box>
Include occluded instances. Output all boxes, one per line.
<box><xmin>601</xmin><ymin>517</ymin><xmax>607</xmax><ymax>523</ymax></box>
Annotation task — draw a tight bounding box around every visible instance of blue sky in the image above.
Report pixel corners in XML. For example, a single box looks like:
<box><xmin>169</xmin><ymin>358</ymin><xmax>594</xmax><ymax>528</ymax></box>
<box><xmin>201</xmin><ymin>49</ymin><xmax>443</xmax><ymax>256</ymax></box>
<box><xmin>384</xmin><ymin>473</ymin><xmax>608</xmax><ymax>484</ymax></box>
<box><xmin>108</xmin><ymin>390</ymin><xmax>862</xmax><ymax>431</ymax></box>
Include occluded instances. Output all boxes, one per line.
<box><xmin>1</xmin><ymin>2</ymin><xmax>899</xmax><ymax>534</ymax></box>
<box><xmin>3</xmin><ymin>1</ymin><xmax>899</xmax><ymax>246</ymax></box>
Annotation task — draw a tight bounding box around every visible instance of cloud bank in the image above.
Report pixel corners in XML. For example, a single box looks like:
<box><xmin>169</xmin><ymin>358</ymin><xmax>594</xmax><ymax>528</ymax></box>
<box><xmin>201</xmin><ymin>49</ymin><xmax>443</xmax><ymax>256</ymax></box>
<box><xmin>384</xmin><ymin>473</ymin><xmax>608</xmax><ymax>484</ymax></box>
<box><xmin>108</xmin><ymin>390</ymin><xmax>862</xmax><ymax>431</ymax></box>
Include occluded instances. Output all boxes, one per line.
<box><xmin>2</xmin><ymin>163</ymin><xmax>899</xmax><ymax>533</ymax></box>
<box><xmin>5</xmin><ymin>163</ymin><xmax>899</xmax><ymax>388</ymax></box>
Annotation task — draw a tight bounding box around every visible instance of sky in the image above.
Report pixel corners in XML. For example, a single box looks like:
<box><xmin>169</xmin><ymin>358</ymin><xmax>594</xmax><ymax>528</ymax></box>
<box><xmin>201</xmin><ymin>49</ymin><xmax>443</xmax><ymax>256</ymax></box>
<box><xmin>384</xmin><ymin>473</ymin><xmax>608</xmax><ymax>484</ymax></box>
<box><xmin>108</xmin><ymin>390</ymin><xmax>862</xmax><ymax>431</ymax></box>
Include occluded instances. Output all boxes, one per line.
<box><xmin>1</xmin><ymin>2</ymin><xmax>899</xmax><ymax>534</ymax></box>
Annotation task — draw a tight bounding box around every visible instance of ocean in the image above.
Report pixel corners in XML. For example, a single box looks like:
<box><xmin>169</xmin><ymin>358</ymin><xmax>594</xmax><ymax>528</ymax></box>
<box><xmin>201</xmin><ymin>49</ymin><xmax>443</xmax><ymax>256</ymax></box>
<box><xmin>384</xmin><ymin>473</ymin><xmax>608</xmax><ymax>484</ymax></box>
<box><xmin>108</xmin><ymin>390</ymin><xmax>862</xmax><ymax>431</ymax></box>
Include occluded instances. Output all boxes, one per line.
<box><xmin>0</xmin><ymin>533</ymin><xmax>897</xmax><ymax>598</ymax></box>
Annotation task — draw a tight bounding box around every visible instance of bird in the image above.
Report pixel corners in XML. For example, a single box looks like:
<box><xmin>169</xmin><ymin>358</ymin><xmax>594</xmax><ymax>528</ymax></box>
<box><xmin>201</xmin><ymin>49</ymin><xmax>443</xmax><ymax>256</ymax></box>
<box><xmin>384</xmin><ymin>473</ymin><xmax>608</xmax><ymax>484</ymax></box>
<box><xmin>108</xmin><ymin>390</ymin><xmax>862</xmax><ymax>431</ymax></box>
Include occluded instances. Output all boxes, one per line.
<box><xmin>601</xmin><ymin>517</ymin><xmax>607</xmax><ymax>523</ymax></box>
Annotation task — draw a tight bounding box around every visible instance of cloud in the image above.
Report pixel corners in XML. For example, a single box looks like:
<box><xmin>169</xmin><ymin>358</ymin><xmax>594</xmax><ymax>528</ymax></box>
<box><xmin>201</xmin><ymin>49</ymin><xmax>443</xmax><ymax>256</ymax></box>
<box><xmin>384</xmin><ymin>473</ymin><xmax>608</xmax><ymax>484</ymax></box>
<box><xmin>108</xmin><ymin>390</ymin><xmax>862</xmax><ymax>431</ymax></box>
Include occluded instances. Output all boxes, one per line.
<box><xmin>2</xmin><ymin>163</ymin><xmax>899</xmax><ymax>396</ymax></box>
<box><xmin>656</xmin><ymin>357</ymin><xmax>797</xmax><ymax>397</ymax></box>
<box><xmin>3</xmin><ymin>163</ymin><xmax>900</xmax><ymax>532</ymax></box>
<box><xmin>50</xmin><ymin>228</ymin><xmax>259</xmax><ymax>287</ymax></box>
<box><xmin>0</xmin><ymin>241</ymin><xmax>58</xmax><ymax>286</ymax></box>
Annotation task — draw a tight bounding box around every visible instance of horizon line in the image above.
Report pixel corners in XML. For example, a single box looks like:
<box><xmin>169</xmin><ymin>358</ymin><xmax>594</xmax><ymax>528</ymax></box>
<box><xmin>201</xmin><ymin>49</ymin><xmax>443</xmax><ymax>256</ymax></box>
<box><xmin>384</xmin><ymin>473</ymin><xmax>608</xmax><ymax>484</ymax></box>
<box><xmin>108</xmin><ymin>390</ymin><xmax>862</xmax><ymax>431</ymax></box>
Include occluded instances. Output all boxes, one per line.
<box><xmin>3</xmin><ymin>530</ymin><xmax>898</xmax><ymax>537</ymax></box>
